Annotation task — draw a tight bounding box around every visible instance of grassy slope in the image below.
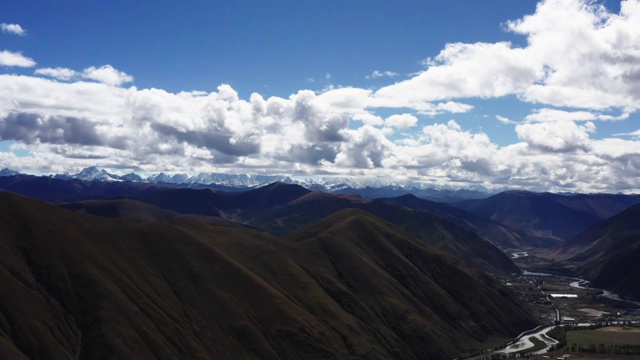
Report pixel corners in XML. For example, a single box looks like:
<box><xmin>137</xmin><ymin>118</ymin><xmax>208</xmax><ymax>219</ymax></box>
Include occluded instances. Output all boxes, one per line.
<box><xmin>0</xmin><ymin>192</ymin><xmax>536</xmax><ymax>359</ymax></box>
<box><xmin>553</xmin><ymin>204</ymin><xmax>640</xmax><ymax>299</ymax></box>
<box><xmin>456</xmin><ymin>191</ymin><xmax>601</xmax><ymax>242</ymax></box>
<box><xmin>379</xmin><ymin>194</ymin><xmax>530</xmax><ymax>249</ymax></box>
<box><xmin>250</xmin><ymin>194</ymin><xmax>519</xmax><ymax>274</ymax></box>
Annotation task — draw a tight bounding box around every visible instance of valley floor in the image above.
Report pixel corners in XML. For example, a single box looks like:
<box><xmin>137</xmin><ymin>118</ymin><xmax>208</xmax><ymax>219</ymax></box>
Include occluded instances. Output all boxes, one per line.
<box><xmin>461</xmin><ymin>255</ymin><xmax>640</xmax><ymax>359</ymax></box>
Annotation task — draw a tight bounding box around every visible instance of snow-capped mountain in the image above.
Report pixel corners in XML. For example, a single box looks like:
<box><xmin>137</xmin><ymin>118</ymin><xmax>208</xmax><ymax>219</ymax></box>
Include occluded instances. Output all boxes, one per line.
<box><xmin>74</xmin><ymin>166</ymin><xmax>123</xmax><ymax>182</ymax></box>
<box><xmin>120</xmin><ymin>172</ymin><xmax>144</xmax><ymax>183</ymax></box>
<box><xmin>183</xmin><ymin>173</ymin><xmax>297</xmax><ymax>187</ymax></box>
<box><xmin>146</xmin><ymin>172</ymin><xmax>187</xmax><ymax>184</ymax></box>
<box><xmin>0</xmin><ymin>167</ymin><xmax>491</xmax><ymax>201</ymax></box>
<box><xmin>313</xmin><ymin>176</ymin><xmax>426</xmax><ymax>191</ymax></box>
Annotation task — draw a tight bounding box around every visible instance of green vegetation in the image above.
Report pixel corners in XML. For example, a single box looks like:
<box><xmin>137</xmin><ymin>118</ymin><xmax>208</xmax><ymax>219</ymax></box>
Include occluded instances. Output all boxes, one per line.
<box><xmin>547</xmin><ymin>326</ymin><xmax>567</xmax><ymax>350</ymax></box>
<box><xmin>523</xmin><ymin>336</ymin><xmax>547</xmax><ymax>354</ymax></box>
<box><xmin>565</xmin><ymin>327</ymin><xmax>640</xmax><ymax>355</ymax></box>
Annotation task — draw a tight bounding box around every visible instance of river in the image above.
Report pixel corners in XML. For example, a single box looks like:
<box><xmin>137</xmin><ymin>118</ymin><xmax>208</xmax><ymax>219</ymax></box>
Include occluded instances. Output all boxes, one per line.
<box><xmin>495</xmin><ymin>325</ymin><xmax>559</xmax><ymax>355</ymax></box>
<box><xmin>569</xmin><ymin>279</ymin><xmax>640</xmax><ymax>306</ymax></box>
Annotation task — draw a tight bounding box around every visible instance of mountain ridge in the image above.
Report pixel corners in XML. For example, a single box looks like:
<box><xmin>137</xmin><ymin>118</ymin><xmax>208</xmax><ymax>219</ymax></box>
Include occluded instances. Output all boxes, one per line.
<box><xmin>0</xmin><ymin>191</ymin><xmax>536</xmax><ymax>359</ymax></box>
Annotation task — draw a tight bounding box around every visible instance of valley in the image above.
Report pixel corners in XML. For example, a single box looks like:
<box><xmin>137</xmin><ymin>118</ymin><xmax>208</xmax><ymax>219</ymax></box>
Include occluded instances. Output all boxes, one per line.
<box><xmin>3</xmin><ymin>1</ymin><xmax>640</xmax><ymax>358</ymax></box>
<box><xmin>462</xmin><ymin>251</ymin><xmax>640</xmax><ymax>358</ymax></box>
<box><xmin>0</xmin><ymin>173</ymin><xmax>639</xmax><ymax>359</ymax></box>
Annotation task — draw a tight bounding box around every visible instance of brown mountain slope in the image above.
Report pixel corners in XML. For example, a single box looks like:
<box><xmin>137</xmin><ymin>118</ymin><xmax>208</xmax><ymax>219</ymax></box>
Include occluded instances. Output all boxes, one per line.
<box><xmin>250</xmin><ymin>193</ymin><xmax>519</xmax><ymax>274</ymax></box>
<box><xmin>456</xmin><ymin>191</ymin><xmax>601</xmax><ymax>243</ymax></box>
<box><xmin>379</xmin><ymin>194</ymin><xmax>530</xmax><ymax>249</ymax></box>
<box><xmin>58</xmin><ymin>198</ymin><xmax>232</xmax><ymax>226</ymax></box>
<box><xmin>552</xmin><ymin>204</ymin><xmax>640</xmax><ymax>300</ymax></box>
<box><xmin>285</xmin><ymin>209</ymin><xmax>536</xmax><ymax>357</ymax></box>
<box><xmin>0</xmin><ymin>192</ymin><xmax>535</xmax><ymax>359</ymax></box>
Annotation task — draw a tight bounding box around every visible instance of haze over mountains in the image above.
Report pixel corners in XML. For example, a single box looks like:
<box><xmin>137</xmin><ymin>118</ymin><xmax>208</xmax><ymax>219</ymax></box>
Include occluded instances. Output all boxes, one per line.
<box><xmin>1</xmin><ymin>167</ymin><xmax>640</xmax><ymax>358</ymax></box>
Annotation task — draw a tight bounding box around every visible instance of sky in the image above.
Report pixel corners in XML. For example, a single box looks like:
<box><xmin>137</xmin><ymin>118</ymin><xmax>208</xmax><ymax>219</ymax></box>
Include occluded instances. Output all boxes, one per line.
<box><xmin>0</xmin><ymin>0</ymin><xmax>639</xmax><ymax>193</ymax></box>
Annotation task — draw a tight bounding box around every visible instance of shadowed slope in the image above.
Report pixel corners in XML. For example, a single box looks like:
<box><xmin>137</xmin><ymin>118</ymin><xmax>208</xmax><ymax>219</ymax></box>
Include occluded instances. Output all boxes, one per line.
<box><xmin>540</xmin><ymin>193</ymin><xmax>640</xmax><ymax>219</ymax></box>
<box><xmin>0</xmin><ymin>192</ymin><xmax>535</xmax><ymax>359</ymax></box>
<box><xmin>134</xmin><ymin>182</ymin><xmax>310</xmax><ymax>221</ymax></box>
<box><xmin>0</xmin><ymin>174</ymin><xmax>163</xmax><ymax>201</ymax></box>
<box><xmin>57</xmin><ymin>198</ymin><xmax>234</xmax><ymax>227</ymax></box>
<box><xmin>456</xmin><ymin>191</ymin><xmax>601</xmax><ymax>243</ymax></box>
<box><xmin>553</xmin><ymin>204</ymin><xmax>640</xmax><ymax>300</ymax></box>
<box><xmin>380</xmin><ymin>194</ymin><xmax>530</xmax><ymax>249</ymax></box>
<box><xmin>285</xmin><ymin>209</ymin><xmax>536</xmax><ymax>358</ymax></box>
<box><xmin>251</xmin><ymin>193</ymin><xmax>519</xmax><ymax>274</ymax></box>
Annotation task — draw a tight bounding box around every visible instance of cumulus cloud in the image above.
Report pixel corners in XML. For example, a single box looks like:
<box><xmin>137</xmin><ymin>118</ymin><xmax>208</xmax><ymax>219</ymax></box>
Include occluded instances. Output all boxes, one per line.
<box><xmin>385</xmin><ymin>114</ymin><xmax>418</xmax><ymax>129</ymax></box>
<box><xmin>82</xmin><ymin>65</ymin><xmax>133</xmax><ymax>86</ymax></box>
<box><xmin>35</xmin><ymin>67</ymin><xmax>77</xmax><ymax>81</ymax></box>
<box><xmin>1</xmin><ymin>23</ymin><xmax>25</xmax><ymax>36</ymax></box>
<box><xmin>373</xmin><ymin>41</ymin><xmax>538</xmax><ymax>106</ymax></box>
<box><xmin>2</xmin><ymin>70</ymin><xmax>640</xmax><ymax>193</ymax></box>
<box><xmin>373</xmin><ymin>0</ymin><xmax>640</xmax><ymax>111</ymax></box>
<box><xmin>351</xmin><ymin>113</ymin><xmax>384</xmax><ymax>126</ymax></box>
<box><xmin>417</xmin><ymin>101</ymin><xmax>474</xmax><ymax>116</ymax></box>
<box><xmin>335</xmin><ymin>125</ymin><xmax>392</xmax><ymax>168</ymax></box>
<box><xmin>0</xmin><ymin>50</ymin><xmax>36</xmax><ymax>67</ymax></box>
<box><xmin>2</xmin><ymin>0</ymin><xmax>640</xmax><ymax>193</ymax></box>
<box><xmin>516</xmin><ymin>121</ymin><xmax>596</xmax><ymax>152</ymax></box>
<box><xmin>0</xmin><ymin>112</ymin><xmax>105</xmax><ymax>146</ymax></box>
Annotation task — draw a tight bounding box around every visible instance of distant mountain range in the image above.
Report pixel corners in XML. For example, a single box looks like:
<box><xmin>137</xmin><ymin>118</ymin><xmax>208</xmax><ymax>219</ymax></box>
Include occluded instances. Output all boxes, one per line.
<box><xmin>0</xmin><ymin>166</ymin><xmax>491</xmax><ymax>202</ymax></box>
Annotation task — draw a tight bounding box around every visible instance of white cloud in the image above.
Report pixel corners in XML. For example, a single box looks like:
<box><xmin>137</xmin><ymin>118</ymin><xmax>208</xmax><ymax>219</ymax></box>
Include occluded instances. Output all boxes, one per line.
<box><xmin>372</xmin><ymin>0</ymin><xmax>640</xmax><ymax>112</ymax></box>
<box><xmin>524</xmin><ymin>108</ymin><xmax>634</xmax><ymax>123</ymax></box>
<box><xmin>3</xmin><ymin>1</ymin><xmax>640</xmax><ymax>193</ymax></box>
<box><xmin>496</xmin><ymin>115</ymin><xmax>517</xmax><ymax>124</ymax></box>
<box><xmin>385</xmin><ymin>114</ymin><xmax>418</xmax><ymax>129</ymax></box>
<box><xmin>82</xmin><ymin>65</ymin><xmax>133</xmax><ymax>86</ymax></box>
<box><xmin>515</xmin><ymin>121</ymin><xmax>595</xmax><ymax>152</ymax></box>
<box><xmin>613</xmin><ymin>129</ymin><xmax>640</xmax><ymax>137</ymax></box>
<box><xmin>35</xmin><ymin>67</ymin><xmax>77</xmax><ymax>81</ymax></box>
<box><xmin>365</xmin><ymin>70</ymin><xmax>398</xmax><ymax>79</ymax></box>
<box><xmin>373</xmin><ymin>41</ymin><xmax>539</xmax><ymax>106</ymax></box>
<box><xmin>417</xmin><ymin>101</ymin><xmax>474</xmax><ymax>116</ymax></box>
<box><xmin>0</xmin><ymin>50</ymin><xmax>36</xmax><ymax>67</ymax></box>
<box><xmin>315</xmin><ymin>87</ymin><xmax>371</xmax><ymax>114</ymax></box>
<box><xmin>334</xmin><ymin>125</ymin><xmax>392</xmax><ymax>168</ymax></box>
<box><xmin>2</xmin><ymin>73</ymin><xmax>640</xmax><ymax>193</ymax></box>
<box><xmin>526</xmin><ymin>108</ymin><xmax>598</xmax><ymax>122</ymax></box>
<box><xmin>1</xmin><ymin>23</ymin><xmax>25</xmax><ymax>36</ymax></box>
<box><xmin>351</xmin><ymin>113</ymin><xmax>384</xmax><ymax>126</ymax></box>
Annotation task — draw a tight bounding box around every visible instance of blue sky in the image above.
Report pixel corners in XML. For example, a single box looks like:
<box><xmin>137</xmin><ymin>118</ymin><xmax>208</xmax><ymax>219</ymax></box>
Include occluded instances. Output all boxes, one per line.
<box><xmin>1</xmin><ymin>0</ymin><xmax>640</xmax><ymax>192</ymax></box>
<box><xmin>1</xmin><ymin>1</ymin><xmax>537</xmax><ymax>96</ymax></box>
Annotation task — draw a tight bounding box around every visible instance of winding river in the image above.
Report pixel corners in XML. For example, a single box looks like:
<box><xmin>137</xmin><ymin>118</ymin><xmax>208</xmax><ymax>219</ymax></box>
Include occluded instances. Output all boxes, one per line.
<box><xmin>496</xmin><ymin>325</ymin><xmax>559</xmax><ymax>355</ymax></box>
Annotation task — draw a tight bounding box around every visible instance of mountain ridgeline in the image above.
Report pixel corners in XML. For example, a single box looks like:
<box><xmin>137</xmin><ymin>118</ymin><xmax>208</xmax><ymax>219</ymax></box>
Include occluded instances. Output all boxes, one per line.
<box><xmin>454</xmin><ymin>190</ymin><xmax>640</xmax><ymax>245</ymax></box>
<box><xmin>0</xmin><ymin>192</ymin><xmax>536</xmax><ymax>359</ymax></box>
<box><xmin>56</xmin><ymin>184</ymin><xmax>519</xmax><ymax>275</ymax></box>
<box><xmin>3</xmin><ymin>171</ymin><xmax>640</xmax><ymax>358</ymax></box>
<box><xmin>553</xmin><ymin>203</ymin><xmax>640</xmax><ymax>300</ymax></box>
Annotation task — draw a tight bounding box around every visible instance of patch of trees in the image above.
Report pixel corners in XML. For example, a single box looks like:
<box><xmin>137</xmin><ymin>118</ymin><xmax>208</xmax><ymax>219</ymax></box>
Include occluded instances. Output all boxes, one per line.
<box><xmin>566</xmin><ymin>343</ymin><xmax>640</xmax><ymax>355</ymax></box>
